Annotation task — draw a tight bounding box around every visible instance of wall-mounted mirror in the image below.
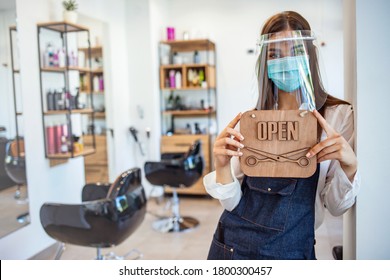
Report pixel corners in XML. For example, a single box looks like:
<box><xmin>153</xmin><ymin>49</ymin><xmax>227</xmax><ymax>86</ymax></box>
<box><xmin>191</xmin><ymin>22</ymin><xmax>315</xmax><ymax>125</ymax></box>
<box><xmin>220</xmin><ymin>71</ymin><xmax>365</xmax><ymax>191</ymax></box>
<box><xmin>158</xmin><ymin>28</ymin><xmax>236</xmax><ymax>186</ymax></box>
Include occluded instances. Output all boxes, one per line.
<box><xmin>0</xmin><ymin>0</ymin><xmax>30</xmax><ymax>238</ymax></box>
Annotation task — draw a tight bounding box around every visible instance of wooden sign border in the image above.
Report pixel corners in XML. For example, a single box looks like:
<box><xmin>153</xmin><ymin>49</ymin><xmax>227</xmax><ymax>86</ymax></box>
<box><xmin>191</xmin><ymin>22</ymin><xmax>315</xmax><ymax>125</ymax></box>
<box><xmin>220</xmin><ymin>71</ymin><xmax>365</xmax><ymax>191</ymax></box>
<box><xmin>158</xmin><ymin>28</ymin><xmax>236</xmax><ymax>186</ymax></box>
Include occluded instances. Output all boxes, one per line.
<box><xmin>239</xmin><ymin>110</ymin><xmax>318</xmax><ymax>178</ymax></box>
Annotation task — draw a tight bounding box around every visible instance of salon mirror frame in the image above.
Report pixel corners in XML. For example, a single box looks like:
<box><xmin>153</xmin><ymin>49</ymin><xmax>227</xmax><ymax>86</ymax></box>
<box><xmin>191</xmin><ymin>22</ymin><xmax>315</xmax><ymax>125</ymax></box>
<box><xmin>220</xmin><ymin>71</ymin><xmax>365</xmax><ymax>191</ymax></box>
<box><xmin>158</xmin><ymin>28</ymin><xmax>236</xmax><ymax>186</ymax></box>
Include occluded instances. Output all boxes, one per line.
<box><xmin>0</xmin><ymin>0</ymin><xmax>30</xmax><ymax>239</ymax></box>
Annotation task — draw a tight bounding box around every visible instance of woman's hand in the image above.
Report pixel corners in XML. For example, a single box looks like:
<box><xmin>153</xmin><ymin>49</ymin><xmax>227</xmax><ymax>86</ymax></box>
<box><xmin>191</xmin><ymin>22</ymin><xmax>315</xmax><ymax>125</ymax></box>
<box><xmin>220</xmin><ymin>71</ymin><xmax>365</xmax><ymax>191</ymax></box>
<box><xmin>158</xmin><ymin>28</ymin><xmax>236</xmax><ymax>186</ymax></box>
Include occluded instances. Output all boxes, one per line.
<box><xmin>214</xmin><ymin>113</ymin><xmax>245</xmax><ymax>184</ymax></box>
<box><xmin>306</xmin><ymin>110</ymin><xmax>358</xmax><ymax>181</ymax></box>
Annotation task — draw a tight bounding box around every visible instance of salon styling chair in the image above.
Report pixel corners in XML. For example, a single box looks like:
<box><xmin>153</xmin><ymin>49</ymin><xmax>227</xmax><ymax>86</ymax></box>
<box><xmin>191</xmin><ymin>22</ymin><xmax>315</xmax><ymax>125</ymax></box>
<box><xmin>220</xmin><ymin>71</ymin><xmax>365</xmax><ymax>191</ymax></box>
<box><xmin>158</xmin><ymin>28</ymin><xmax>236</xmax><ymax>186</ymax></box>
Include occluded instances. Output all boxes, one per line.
<box><xmin>144</xmin><ymin>140</ymin><xmax>204</xmax><ymax>233</ymax></box>
<box><xmin>4</xmin><ymin>138</ymin><xmax>27</xmax><ymax>201</ymax></box>
<box><xmin>40</xmin><ymin>167</ymin><xmax>147</xmax><ymax>260</ymax></box>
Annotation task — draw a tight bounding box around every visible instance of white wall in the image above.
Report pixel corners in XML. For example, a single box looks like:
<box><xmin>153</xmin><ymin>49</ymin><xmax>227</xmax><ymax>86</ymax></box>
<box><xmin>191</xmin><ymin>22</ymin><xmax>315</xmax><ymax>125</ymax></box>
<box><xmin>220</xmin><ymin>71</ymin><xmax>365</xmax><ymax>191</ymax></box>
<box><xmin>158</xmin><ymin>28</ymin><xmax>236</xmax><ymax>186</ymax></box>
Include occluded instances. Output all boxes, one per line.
<box><xmin>144</xmin><ymin>0</ymin><xmax>345</xmax><ymax>133</ymax></box>
<box><xmin>355</xmin><ymin>0</ymin><xmax>390</xmax><ymax>259</ymax></box>
<box><xmin>122</xmin><ymin>0</ymin><xmax>164</xmax><ymax>196</ymax></box>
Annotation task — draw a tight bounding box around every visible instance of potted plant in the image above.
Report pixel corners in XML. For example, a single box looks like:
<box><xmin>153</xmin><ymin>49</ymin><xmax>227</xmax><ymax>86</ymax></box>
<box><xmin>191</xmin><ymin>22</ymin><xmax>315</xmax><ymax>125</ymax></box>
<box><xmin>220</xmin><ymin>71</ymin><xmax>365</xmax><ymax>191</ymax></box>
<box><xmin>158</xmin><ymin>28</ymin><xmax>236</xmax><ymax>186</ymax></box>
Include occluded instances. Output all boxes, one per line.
<box><xmin>62</xmin><ymin>0</ymin><xmax>78</xmax><ymax>23</ymax></box>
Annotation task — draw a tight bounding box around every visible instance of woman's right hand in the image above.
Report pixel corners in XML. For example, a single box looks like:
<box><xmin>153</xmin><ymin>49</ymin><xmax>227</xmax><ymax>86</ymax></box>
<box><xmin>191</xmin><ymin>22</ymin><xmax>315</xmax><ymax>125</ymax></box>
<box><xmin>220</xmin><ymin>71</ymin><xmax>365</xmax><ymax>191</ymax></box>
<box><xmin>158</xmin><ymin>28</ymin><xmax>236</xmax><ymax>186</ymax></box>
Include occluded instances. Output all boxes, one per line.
<box><xmin>213</xmin><ymin>113</ymin><xmax>245</xmax><ymax>170</ymax></box>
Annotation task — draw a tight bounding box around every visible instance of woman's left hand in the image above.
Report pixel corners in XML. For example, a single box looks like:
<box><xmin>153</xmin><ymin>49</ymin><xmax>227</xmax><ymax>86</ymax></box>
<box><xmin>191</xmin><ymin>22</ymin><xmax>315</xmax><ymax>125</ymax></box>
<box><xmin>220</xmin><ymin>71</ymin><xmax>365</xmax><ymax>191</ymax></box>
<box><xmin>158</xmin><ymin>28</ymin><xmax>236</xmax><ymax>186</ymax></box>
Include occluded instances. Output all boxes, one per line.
<box><xmin>306</xmin><ymin>110</ymin><xmax>358</xmax><ymax>181</ymax></box>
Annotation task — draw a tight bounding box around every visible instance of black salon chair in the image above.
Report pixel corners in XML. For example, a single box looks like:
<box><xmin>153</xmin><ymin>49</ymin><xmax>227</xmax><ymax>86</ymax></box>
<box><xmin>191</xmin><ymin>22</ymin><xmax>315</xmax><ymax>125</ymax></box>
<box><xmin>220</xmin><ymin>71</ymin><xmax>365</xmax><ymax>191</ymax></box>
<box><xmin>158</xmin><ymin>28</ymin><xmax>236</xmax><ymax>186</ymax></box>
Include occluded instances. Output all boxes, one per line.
<box><xmin>40</xmin><ymin>167</ymin><xmax>147</xmax><ymax>260</ymax></box>
<box><xmin>144</xmin><ymin>140</ymin><xmax>204</xmax><ymax>233</ymax></box>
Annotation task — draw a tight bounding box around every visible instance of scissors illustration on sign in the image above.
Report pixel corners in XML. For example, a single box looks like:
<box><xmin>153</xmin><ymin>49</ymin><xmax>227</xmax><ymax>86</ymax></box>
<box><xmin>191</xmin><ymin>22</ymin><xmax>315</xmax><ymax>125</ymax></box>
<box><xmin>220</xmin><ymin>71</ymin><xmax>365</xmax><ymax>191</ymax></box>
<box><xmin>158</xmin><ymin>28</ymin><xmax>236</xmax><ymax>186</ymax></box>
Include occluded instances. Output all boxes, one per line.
<box><xmin>244</xmin><ymin>146</ymin><xmax>311</xmax><ymax>168</ymax></box>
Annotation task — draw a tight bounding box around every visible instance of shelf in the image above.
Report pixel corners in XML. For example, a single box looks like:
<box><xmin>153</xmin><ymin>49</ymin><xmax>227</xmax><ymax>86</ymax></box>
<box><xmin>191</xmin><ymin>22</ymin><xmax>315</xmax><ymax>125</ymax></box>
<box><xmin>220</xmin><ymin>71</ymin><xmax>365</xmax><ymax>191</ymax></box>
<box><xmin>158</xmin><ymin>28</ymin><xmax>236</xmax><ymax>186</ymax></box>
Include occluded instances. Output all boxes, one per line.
<box><xmin>160</xmin><ymin>64</ymin><xmax>215</xmax><ymax>89</ymax></box>
<box><xmin>41</xmin><ymin>66</ymin><xmax>91</xmax><ymax>72</ymax></box>
<box><xmin>44</xmin><ymin>108</ymin><xmax>94</xmax><ymax>115</ymax></box>
<box><xmin>158</xmin><ymin>39</ymin><xmax>216</xmax><ymax>196</ymax></box>
<box><xmin>160</xmin><ymin>39</ymin><xmax>215</xmax><ymax>52</ymax></box>
<box><xmin>90</xmin><ymin>69</ymin><xmax>103</xmax><ymax>74</ymax></box>
<box><xmin>161</xmin><ymin>86</ymin><xmax>214</xmax><ymax>91</ymax></box>
<box><xmin>38</xmin><ymin>21</ymin><xmax>97</xmax><ymax>163</ymax></box>
<box><xmin>94</xmin><ymin>112</ymin><xmax>106</xmax><ymax>118</ymax></box>
<box><xmin>81</xmin><ymin>90</ymin><xmax>104</xmax><ymax>94</ymax></box>
<box><xmin>163</xmin><ymin>109</ymin><xmax>215</xmax><ymax>116</ymax></box>
<box><xmin>79</xmin><ymin>46</ymin><xmax>103</xmax><ymax>56</ymax></box>
<box><xmin>160</xmin><ymin>63</ymin><xmax>213</xmax><ymax>69</ymax></box>
<box><xmin>47</xmin><ymin>147</ymin><xmax>96</xmax><ymax>159</ymax></box>
<box><xmin>37</xmin><ymin>21</ymin><xmax>89</xmax><ymax>32</ymax></box>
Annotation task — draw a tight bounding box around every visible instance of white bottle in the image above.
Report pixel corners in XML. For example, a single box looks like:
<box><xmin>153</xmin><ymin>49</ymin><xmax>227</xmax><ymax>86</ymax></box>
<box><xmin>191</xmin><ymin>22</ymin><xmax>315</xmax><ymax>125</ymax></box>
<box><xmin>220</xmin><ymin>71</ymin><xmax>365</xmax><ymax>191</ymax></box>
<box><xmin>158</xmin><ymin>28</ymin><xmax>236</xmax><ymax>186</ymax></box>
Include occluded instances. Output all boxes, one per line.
<box><xmin>78</xmin><ymin>50</ymin><xmax>85</xmax><ymax>68</ymax></box>
<box><xmin>58</xmin><ymin>48</ymin><xmax>66</xmax><ymax>68</ymax></box>
<box><xmin>93</xmin><ymin>76</ymin><xmax>99</xmax><ymax>92</ymax></box>
<box><xmin>175</xmin><ymin>71</ymin><xmax>182</xmax><ymax>89</ymax></box>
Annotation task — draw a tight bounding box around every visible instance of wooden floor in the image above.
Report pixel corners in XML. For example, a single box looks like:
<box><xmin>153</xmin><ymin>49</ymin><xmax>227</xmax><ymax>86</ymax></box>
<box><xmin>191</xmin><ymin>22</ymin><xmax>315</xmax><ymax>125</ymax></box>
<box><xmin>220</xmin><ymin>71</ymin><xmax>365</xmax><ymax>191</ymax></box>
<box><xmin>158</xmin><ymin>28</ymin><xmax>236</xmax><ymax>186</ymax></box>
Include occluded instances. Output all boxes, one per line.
<box><xmin>31</xmin><ymin>195</ymin><xmax>341</xmax><ymax>260</ymax></box>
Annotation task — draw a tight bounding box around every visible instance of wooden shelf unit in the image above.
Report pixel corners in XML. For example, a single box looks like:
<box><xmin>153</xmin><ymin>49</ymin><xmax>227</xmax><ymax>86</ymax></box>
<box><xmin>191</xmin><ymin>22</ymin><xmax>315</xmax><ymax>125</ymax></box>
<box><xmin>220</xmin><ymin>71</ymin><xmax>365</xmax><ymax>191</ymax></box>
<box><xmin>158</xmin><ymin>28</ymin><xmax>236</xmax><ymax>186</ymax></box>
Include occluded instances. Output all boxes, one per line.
<box><xmin>159</xmin><ymin>39</ymin><xmax>217</xmax><ymax>196</ymax></box>
<box><xmin>160</xmin><ymin>64</ymin><xmax>215</xmax><ymax>90</ymax></box>
<box><xmin>37</xmin><ymin>21</ymin><xmax>96</xmax><ymax>160</ymax></box>
<box><xmin>78</xmin><ymin>46</ymin><xmax>109</xmax><ymax>183</ymax></box>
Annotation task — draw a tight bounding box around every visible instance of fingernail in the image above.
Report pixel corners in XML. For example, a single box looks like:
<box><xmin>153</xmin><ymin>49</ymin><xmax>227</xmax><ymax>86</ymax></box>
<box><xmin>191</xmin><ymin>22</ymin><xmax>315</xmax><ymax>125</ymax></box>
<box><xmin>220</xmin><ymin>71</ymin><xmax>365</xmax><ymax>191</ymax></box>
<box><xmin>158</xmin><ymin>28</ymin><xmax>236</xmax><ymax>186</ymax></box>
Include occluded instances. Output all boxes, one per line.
<box><xmin>306</xmin><ymin>152</ymin><xmax>312</xmax><ymax>158</ymax></box>
<box><xmin>240</xmin><ymin>135</ymin><xmax>244</xmax><ymax>140</ymax></box>
<box><xmin>240</xmin><ymin>143</ymin><xmax>244</xmax><ymax>148</ymax></box>
<box><xmin>238</xmin><ymin>152</ymin><xmax>243</xmax><ymax>156</ymax></box>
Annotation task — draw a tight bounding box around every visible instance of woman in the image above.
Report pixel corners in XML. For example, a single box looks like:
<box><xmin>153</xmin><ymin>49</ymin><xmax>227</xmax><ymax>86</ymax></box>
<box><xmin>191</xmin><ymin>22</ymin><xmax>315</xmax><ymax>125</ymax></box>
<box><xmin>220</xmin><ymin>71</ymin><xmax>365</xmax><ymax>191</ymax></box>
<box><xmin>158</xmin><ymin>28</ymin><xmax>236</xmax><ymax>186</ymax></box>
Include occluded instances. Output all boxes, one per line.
<box><xmin>203</xmin><ymin>11</ymin><xmax>360</xmax><ymax>260</ymax></box>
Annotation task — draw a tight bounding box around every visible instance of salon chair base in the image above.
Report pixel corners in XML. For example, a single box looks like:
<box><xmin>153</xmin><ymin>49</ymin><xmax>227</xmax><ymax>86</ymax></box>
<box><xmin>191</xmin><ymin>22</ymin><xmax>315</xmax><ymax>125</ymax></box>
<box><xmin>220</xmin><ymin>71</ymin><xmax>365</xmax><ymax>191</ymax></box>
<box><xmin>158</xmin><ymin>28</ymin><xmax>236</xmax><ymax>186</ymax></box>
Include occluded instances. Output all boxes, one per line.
<box><xmin>152</xmin><ymin>216</ymin><xmax>199</xmax><ymax>233</ymax></box>
<box><xmin>52</xmin><ymin>242</ymin><xmax>144</xmax><ymax>260</ymax></box>
<box><xmin>152</xmin><ymin>188</ymin><xmax>199</xmax><ymax>233</ymax></box>
<box><xmin>14</xmin><ymin>184</ymin><xmax>28</xmax><ymax>203</ymax></box>
<box><xmin>103</xmin><ymin>249</ymin><xmax>143</xmax><ymax>260</ymax></box>
<box><xmin>16</xmin><ymin>212</ymin><xmax>30</xmax><ymax>224</ymax></box>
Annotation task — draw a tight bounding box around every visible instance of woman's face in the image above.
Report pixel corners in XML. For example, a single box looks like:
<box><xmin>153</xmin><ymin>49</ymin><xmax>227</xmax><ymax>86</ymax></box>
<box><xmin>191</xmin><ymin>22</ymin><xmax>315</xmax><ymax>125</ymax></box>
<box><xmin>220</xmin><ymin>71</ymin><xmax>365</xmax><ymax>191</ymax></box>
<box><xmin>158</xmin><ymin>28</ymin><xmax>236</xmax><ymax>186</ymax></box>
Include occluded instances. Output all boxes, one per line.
<box><xmin>266</xmin><ymin>30</ymin><xmax>307</xmax><ymax>60</ymax></box>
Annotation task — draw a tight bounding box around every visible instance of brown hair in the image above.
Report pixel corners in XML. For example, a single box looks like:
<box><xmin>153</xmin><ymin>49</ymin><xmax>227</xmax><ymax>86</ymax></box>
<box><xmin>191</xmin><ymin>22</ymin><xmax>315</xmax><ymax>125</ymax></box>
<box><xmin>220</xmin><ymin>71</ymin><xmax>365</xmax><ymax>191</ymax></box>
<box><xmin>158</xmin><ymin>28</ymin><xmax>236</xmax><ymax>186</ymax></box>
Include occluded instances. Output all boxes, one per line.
<box><xmin>257</xmin><ymin>11</ymin><xmax>349</xmax><ymax>136</ymax></box>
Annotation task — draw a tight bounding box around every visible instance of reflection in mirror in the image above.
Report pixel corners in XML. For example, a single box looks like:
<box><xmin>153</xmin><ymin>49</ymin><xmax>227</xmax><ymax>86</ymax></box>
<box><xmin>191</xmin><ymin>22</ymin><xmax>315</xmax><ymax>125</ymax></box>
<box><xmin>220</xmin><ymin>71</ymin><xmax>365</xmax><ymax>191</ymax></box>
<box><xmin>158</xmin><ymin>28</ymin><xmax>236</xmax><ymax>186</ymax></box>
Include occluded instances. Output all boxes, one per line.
<box><xmin>0</xmin><ymin>0</ymin><xmax>30</xmax><ymax>238</ymax></box>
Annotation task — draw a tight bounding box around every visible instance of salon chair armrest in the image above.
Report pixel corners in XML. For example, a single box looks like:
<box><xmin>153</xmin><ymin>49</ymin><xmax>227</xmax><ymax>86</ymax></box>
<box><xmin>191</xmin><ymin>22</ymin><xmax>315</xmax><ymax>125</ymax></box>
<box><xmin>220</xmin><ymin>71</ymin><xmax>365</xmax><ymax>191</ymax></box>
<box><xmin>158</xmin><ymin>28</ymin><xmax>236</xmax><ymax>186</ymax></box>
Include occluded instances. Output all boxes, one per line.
<box><xmin>40</xmin><ymin>200</ymin><xmax>115</xmax><ymax>247</ymax></box>
<box><xmin>82</xmin><ymin>183</ymin><xmax>111</xmax><ymax>202</ymax></box>
<box><xmin>40</xmin><ymin>201</ymin><xmax>109</xmax><ymax>229</ymax></box>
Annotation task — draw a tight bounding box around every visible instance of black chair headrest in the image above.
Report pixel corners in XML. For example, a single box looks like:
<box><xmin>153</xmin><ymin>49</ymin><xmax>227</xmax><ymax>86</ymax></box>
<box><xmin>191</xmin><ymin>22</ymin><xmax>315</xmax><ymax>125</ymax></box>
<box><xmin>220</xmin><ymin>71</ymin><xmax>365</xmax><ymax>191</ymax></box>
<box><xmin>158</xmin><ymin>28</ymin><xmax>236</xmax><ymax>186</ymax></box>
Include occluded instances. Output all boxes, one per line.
<box><xmin>106</xmin><ymin>167</ymin><xmax>141</xmax><ymax>199</ymax></box>
<box><xmin>184</xmin><ymin>139</ymin><xmax>201</xmax><ymax>158</ymax></box>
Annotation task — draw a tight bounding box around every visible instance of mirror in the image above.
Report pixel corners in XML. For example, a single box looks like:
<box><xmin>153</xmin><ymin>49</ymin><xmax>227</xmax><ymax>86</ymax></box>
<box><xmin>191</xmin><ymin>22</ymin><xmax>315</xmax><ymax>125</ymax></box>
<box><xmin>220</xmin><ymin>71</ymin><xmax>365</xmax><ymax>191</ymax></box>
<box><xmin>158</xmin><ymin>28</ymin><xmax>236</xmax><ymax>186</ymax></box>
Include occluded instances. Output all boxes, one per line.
<box><xmin>0</xmin><ymin>0</ymin><xmax>30</xmax><ymax>238</ymax></box>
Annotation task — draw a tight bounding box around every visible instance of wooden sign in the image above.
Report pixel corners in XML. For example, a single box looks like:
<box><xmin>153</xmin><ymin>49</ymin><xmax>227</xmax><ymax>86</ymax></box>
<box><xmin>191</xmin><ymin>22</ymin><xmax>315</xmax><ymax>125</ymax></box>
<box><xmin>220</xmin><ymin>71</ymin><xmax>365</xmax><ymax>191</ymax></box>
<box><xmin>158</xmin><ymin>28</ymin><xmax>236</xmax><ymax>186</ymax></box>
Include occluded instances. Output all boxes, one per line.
<box><xmin>240</xmin><ymin>110</ymin><xmax>317</xmax><ymax>178</ymax></box>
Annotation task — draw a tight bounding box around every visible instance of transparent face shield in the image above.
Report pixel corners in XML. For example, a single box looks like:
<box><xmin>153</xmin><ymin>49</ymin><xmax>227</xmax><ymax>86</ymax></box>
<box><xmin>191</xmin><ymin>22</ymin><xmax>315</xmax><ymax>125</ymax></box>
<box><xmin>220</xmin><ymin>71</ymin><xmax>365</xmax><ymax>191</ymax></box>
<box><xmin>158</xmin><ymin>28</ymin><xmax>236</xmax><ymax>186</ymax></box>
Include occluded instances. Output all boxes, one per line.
<box><xmin>255</xmin><ymin>30</ymin><xmax>327</xmax><ymax>111</ymax></box>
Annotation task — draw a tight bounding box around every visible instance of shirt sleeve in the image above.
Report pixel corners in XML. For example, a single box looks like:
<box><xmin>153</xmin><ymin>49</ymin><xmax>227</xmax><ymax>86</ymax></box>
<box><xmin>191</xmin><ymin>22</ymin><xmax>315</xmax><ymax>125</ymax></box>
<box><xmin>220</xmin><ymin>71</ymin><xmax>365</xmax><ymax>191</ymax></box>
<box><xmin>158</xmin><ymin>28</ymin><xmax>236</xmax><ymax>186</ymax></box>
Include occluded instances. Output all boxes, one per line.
<box><xmin>320</xmin><ymin>105</ymin><xmax>361</xmax><ymax>216</ymax></box>
<box><xmin>203</xmin><ymin>170</ymin><xmax>242</xmax><ymax>211</ymax></box>
<box><xmin>203</xmin><ymin>122</ymin><xmax>244</xmax><ymax>211</ymax></box>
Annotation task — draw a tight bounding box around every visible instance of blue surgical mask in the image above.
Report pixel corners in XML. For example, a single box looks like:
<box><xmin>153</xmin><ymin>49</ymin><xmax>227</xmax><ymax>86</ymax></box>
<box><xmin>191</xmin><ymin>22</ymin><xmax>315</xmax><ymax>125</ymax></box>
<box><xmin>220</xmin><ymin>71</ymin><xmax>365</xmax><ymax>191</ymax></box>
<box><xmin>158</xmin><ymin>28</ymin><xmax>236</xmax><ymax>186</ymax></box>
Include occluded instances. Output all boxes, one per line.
<box><xmin>267</xmin><ymin>55</ymin><xmax>310</xmax><ymax>92</ymax></box>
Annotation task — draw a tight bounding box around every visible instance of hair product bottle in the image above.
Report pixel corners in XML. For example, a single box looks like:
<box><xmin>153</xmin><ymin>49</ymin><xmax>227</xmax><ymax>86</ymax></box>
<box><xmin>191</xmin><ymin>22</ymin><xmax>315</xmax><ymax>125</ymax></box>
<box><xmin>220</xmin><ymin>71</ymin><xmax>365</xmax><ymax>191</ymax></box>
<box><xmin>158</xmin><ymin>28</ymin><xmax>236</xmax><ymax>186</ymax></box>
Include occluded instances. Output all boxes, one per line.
<box><xmin>167</xmin><ymin>27</ymin><xmax>175</xmax><ymax>40</ymax></box>
<box><xmin>93</xmin><ymin>75</ymin><xmax>99</xmax><ymax>92</ymax></box>
<box><xmin>175</xmin><ymin>71</ymin><xmax>182</xmax><ymax>89</ymax></box>
<box><xmin>46</xmin><ymin>89</ymin><xmax>54</xmax><ymax>111</ymax></box>
<box><xmin>55</xmin><ymin>123</ymin><xmax>63</xmax><ymax>154</ymax></box>
<box><xmin>46</xmin><ymin>124</ymin><xmax>55</xmax><ymax>155</ymax></box>
<box><xmin>61</xmin><ymin>124</ymin><xmax>69</xmax><ymax>153</ymax></box>
<box><xmin>194</xmin><ymin>50</ymin><xmax>200</xmax><ymax>64</ymax></box>
<box><xmin>58</xmin><ymin>48</ymin><xmax>66</xmax><ymax>68</ymax></box>
<box><xmin>169</xmin><ymin>70</ymin><xmax>176</xmax><ymax>88</ymax></box>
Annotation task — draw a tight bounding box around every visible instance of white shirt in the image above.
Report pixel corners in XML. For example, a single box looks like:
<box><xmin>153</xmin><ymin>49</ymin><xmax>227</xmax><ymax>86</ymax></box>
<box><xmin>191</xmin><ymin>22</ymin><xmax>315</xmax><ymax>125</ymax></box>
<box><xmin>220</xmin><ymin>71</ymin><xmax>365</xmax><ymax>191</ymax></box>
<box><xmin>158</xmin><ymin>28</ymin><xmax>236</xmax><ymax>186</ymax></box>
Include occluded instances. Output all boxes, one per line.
<box><xmin>203</xmin><ymin>104</ymin><xmax>361</xmax><ymax>229</ymax></box>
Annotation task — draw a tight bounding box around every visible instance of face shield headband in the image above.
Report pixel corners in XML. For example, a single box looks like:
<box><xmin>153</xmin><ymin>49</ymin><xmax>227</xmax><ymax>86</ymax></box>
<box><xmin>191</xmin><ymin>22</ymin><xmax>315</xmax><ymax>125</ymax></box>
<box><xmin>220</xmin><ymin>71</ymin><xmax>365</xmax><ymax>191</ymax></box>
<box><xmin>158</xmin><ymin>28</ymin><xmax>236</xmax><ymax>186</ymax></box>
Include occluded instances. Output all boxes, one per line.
<box><xmin>255</xmin><ymin>30</ymin><xmax>327</xmax><ymax>111</ymax></box>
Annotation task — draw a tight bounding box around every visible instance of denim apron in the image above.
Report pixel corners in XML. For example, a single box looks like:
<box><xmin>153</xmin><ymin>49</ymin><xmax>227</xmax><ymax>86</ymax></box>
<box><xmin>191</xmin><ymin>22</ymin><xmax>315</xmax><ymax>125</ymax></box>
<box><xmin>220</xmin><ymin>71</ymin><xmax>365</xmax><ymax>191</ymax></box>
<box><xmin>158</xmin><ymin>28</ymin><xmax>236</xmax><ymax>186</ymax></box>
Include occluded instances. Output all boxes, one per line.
<box><xmin>207</xmin><ymin>166</ymin><xmax>320</xmax><ymax>260</ymax></box>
